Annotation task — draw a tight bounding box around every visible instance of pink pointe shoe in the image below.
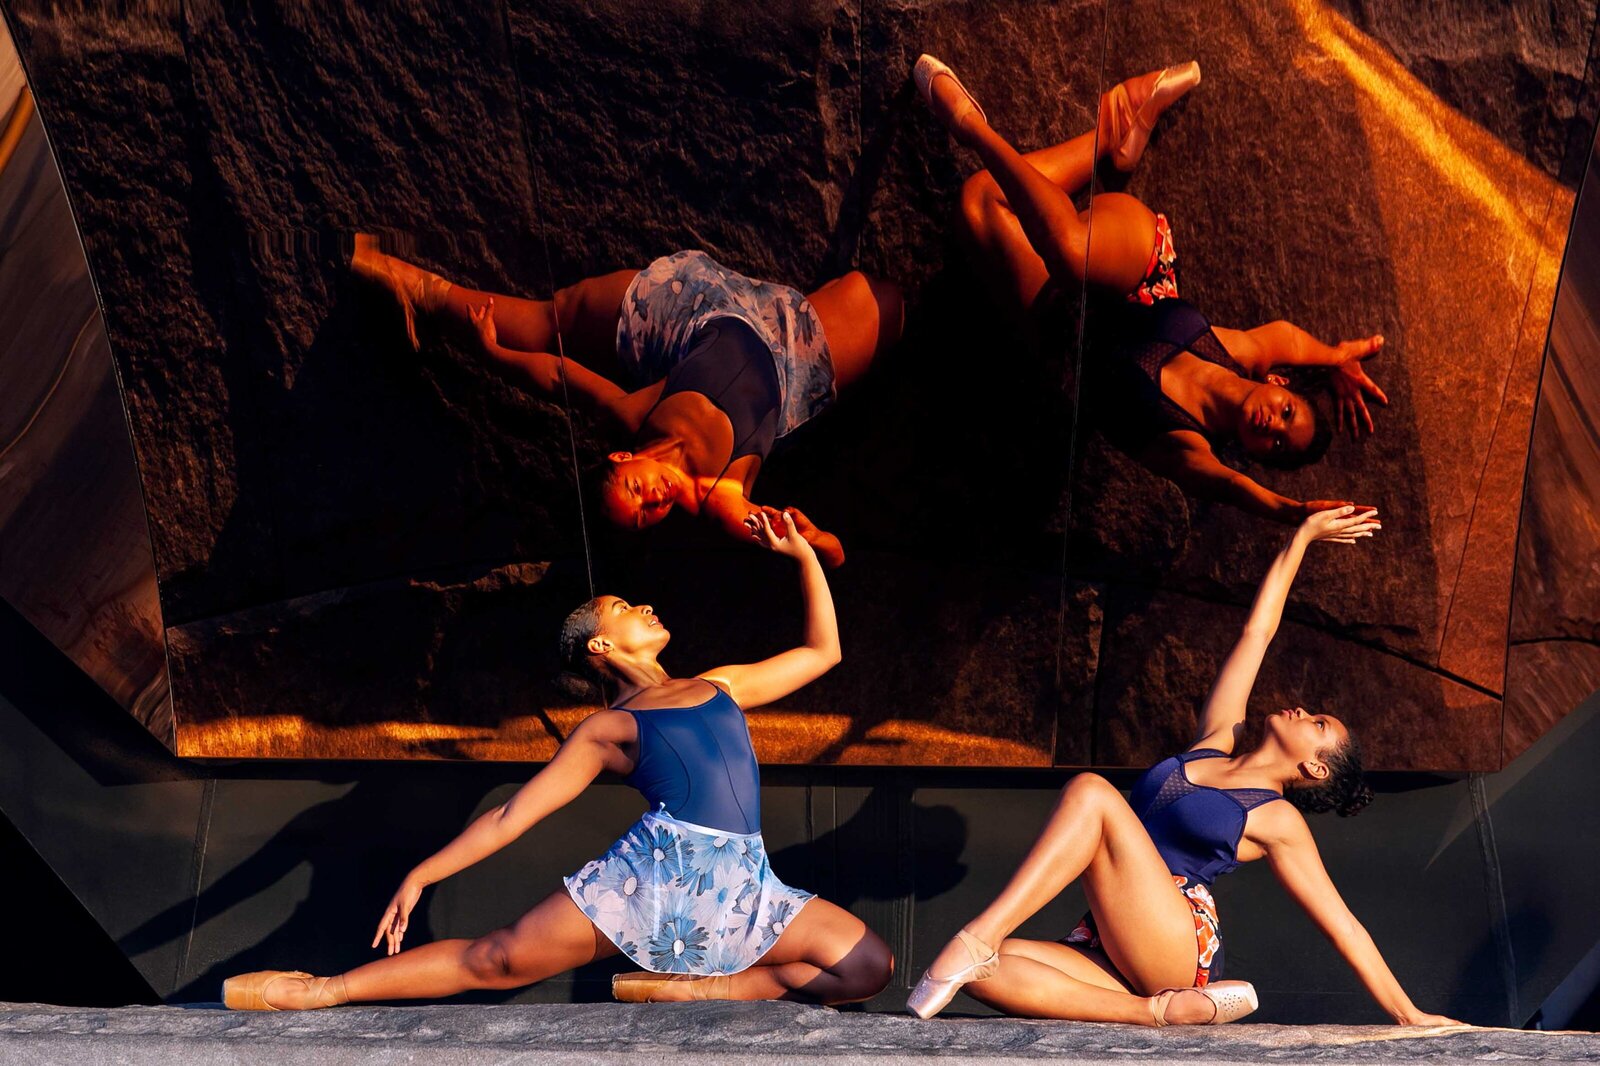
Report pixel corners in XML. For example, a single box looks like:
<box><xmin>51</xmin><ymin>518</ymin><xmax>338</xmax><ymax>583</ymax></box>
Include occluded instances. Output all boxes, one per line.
<box><xmin>913</xmin><ymin>53</ymin><xmax>987</xmax><ymax>132</ymax></box>
<box><xmin>906</xmin><ymin>928</ymin><xmax>999</xmax><ymax>1019</ymax></box>
<box><xmin>1150</xmin><ymin>980</ymin><xmax>1258</xmax><ymax>1026</ymax></box>
<box><xmin>1105</xmin><ymin>60</ymin><xmax>1202</xmax><ymax>172</ymax></box>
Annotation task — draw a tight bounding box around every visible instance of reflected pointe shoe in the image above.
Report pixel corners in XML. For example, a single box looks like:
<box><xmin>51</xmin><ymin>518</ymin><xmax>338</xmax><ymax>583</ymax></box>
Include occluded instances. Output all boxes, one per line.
<box><xmin>349</xmin><ymin>232</ymin><xmax>453</xmax><ymax>351</ymax></box>
<box><xmin>906</xmin><ymin>928</ymin><xmax>999</xmax><ymax>1019</ymax></box>
<box><xmin>912</xmin><ymin>53</ymin><xmax>988</xmax><ymax>133</ymax></box>
<box><xmin>611</xmin><ymin>971</ymin><xmax>735</xmax><ymax>1003</ymax></box>
<box><xmin>221</xmin><ymin>970</ymin><xmax>349</xmax><ymax>1011</ymax></box>
<box><xmin>1104</xmin><ymin>60</ymin><xmax>1202</xmax><ymax>172</ymax></box>
<box><xmin>1150</xmin><ymin>980</ymin><xmax>1258</xmax><ymax>1026</ymax></box>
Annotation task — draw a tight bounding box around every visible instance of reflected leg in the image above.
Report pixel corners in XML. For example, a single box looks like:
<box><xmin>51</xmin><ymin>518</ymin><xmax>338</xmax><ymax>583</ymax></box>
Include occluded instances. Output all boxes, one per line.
<box><xmin>807</xmin><ymin>272</ymin><xmax>904</xmax><ymax>391</ymax></box>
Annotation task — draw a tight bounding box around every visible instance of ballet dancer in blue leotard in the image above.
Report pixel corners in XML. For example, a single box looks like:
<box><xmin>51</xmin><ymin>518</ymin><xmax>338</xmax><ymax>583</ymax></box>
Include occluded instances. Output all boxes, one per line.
<box><xmin>221</xmin><ymin>510</ymin><xmax>891</xmax><ymax>1010</ymax></box>
<box><xmin>907</xmin><ymin>506</ymin><xmax>1461</xmax><ymax>1028</ymax></box>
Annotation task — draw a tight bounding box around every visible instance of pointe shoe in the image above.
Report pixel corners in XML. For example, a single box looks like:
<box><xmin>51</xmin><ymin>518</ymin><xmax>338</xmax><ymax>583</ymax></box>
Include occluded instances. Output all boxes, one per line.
<box><xmin>1149</xmin><ymin>980</ymin><xmax>1258</xmax><ymax>1026</ymax></box>
<box><xmin>349</xmin><ymin>232</ymin><xmax>452</xmax><ymax>351</ymax></box>
<box><xmin>221</xmin><ymin>970</ymin><xmax>349</xmax><ymax>1011</ymax></box>
<box><xmin>906</xmin><ymin>928</ymin><xmax>999</xmax><ymax>1019</ymax></box>
<box><xmin>1104</xmin><ymin>60</ymin><xmax>1202</xmax><ymax>172</ymax></box>
<box><xmin>913</xmin><ymin>54</ymin><xmax>987</xmax><ymax>132</ymax></box>
<box><xmin>611</xmin><ymin>971</ymin><xmax>735</xmax><ymax>1003</ymax></box>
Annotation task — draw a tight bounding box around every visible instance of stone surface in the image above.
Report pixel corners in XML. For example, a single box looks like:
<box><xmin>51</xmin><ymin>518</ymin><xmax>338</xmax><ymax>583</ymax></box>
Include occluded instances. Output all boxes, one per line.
<box><xmin>1</xmin><ymin>1001</ymin><xmax>1597</xmax><ymax>1064</ymax></box>
<box><xmin>7</xmin><ymin>0</ymin><xmax>1600</xmax><ymax>766</ymax></box>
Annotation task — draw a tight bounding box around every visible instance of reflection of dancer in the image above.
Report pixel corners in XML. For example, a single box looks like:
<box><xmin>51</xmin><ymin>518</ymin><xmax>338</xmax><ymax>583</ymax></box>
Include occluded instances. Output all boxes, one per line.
<box><xmin>916</xmin><ymin>56</ymin><xmax>1390</xmax><ymax>524</ymax></box>
<box><xmin>222</xmin><ymin>511</ymin><xmax>892</xmax><ymax>1010</ymax></box>
<box><xmin>905</xmin><ymin>506</ymin><xmax>1460</xmax><ymax>1027</ymax></box>
<box><xmin>353</xmin><ymin>237</ymin><xmax>903</xmax><ymax>566</ymax></box>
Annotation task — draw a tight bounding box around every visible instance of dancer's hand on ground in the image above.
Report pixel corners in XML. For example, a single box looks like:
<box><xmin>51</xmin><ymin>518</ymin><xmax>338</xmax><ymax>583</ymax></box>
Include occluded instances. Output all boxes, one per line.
<box><xmin>1299</xmin><ymin>504</ymin><xmax>1381</xmax><ymax>545</ymax></box>
<box><xmin>1331</xmin><ymin>335</ymin><xmax>1388</xmax><ymax>438</ymax></box>
<box><xmin>1397</xmin><ymin>1009</ymin><xmax>1466</xmax><ymax>1027</ymax></box>
<box><xmin>467</xmin><ymin>297</ymin><xmax>498</xmax><ymax>351</ymax></box>
<box><xmin>372</xmin><ymin>877</ymin><xmax>424</xmax><ymax>956</ymax></box>
<box><xmin>745</xmin><ymin>508</ymin><xmax>816</xmax><ymax>561</ymax></box>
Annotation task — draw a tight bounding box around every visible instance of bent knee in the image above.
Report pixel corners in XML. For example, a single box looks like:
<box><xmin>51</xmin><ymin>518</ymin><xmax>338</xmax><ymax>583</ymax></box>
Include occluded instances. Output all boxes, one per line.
<box><xmin>832</xmin><ymin>933</ymin><xmax>895</xmax><ymax>1004</ymax></box>
<box><xmin>1061</xmin><ymin>771</ymin><xmax>1118</xmax><ymax>805</ymax></box>
<box><xmin>462</xmin><ymin>932</ymin><xmax>514</xmax><ymax>983</ymax></box>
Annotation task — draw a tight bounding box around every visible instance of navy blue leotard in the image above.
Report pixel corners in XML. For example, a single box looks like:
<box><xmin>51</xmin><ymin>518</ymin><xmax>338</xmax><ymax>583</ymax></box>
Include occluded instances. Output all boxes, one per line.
<box><xmin>1131</xmin><ymin>748</ymin><xmax>1286</xmax><ymax>887</ymax></box>
<box><xmin>645</xmin><ymin>317</ymin><xmax>782</xmax><ymax>464</ymax></box>
<box><xmin>615</xmin><ymin>680</ymin><xmax>761</xmax><ymax>835</ymax></box>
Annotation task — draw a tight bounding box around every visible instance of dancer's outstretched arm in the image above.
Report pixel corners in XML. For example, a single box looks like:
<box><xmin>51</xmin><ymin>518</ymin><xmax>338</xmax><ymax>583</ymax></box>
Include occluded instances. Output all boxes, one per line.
<box><xmin>1149</xmin><ymin>435</ymin><xmax>1363</xmax><ymax>526</ymax></box>
<box><xmin>1254</xmin><ymin>803</ymin><xmax>1461</xmax><ymax>1026</ymax></box>
<box><xmin>1214</xmin><ymin>323</ymin><xmax>1389</xmax><ymax>438</ymax></box>
<box><xmin>371</xmin><ymin>710</ymin><xmax>637</xmax><ymax>955</ymax></box>
<box><xmin>700</xmin><ymin>510</ymin><xmax>842</xmax><ymax>709</ymax></box>
<box><xmin>466</xmin><ymin>298</ymin><xmax>630</xmax><ymax>426</ymax></box>
<box><xmin>1192</xmin><ymin>507</ymin><xmax>1381</xmax><ymax>752</ymax></box>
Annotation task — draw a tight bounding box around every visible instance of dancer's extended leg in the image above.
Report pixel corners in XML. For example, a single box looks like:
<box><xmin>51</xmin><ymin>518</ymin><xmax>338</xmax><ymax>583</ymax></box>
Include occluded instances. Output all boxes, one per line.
<box><xmin>626</xmin><ymin>898</ymin><xmax>893</xmax><ymax>1005</ymax></box>
<box><xmin>352</xmin><ymin>234</ymin><xmax>633</xmax><ymax>371</ymax></box>
<box><xmin>919</xmin><ymin>774</ymin><xmax>1221</xmax><ymax>1024</ymax></box>
<box><xmin>245</xmin><ymin>890</ymin><xmax>617</xmax><ymax>1008</ymax></box>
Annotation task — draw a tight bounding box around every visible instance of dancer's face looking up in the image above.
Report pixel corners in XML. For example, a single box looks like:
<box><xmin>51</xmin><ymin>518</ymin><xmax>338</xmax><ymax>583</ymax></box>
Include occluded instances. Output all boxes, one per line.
<box><xmin>1236</xmin><ymin>382</ymin><xmax>1317</xmax><ymax>462</ymax></box>
<box><xmin>585</xmin><ymin>596</ymin><xmax>671</xmax><ymax>662</ymax></box>
<box><xmin>1265</xmin><ymin>706</ymin><xmax>1350</xmax><ymax>782</ymax></box>
<box><xmin>601</xmin><ymin>453</ymin><xmax>678</xmax><ymax>530</ymax></box>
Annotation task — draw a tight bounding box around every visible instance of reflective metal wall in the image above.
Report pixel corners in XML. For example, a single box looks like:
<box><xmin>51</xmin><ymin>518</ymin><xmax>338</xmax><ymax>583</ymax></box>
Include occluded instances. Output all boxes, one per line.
<box><xmin>0</xmin><ymin>14</ymin><xmax>169</xmax><ymax>742</ymax></box>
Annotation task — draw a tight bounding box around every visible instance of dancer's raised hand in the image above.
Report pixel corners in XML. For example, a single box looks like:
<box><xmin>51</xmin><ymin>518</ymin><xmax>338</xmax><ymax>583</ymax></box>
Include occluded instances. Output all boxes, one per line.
<box><xmin>744</xmin><ymin>508</ymin><xmax>816</xmax><ymax>561</ymax></box>
<box><xmin>467</xmin><ymin>297</ymin><xmax>498</xmax><ymax>351</ymax></box>
<box><xmin>1299</xmin><ymin>504</ymin><xmax>1381</xmax><ymax>545</ymax></box>
<box><xmin>1331</xmin><ymin>335</ymin><xmax>1388</xmax><ymax>438</ymax></box>
<box><xmin>372</xmin><ymin>877</ymin><xmax>424</xmax><ymax>956</ymax></box>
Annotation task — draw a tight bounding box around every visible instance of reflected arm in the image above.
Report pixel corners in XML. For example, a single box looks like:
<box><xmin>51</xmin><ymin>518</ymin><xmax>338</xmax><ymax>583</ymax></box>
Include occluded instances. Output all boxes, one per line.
<box><xmin>478</xmin><ymin>340</ymin><xmax>632</xmax><ymax>429</ymax></box>
<box><xmin>1147</xmin><ymin>434</ymin><xmax>1309</xmax><ymax>525</ymax></box>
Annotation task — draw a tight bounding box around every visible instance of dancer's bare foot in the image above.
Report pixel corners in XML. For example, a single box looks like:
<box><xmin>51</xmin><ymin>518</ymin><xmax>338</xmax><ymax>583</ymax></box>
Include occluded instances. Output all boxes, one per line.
<box><xmin>349</xmin><ymin>232</ymin><xmax>452</xmax><ymax>351</ymax></box>
<box><xmin>1102</xmin><ymin>61</ymin><xmax>1201</xmax><ymax>172</ymax></box>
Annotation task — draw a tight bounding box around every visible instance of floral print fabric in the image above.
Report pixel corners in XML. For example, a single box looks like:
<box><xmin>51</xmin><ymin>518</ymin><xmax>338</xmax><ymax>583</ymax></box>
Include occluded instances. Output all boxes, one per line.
<box><xmin>564</xmin><ymin>808</ymin><xmax>814</xmax><ymax>976</ymax></box>
<box><xmin>1063</xmin><ymin>874</ymin><xmax>1222</xmax><ymax>988</ymax></box>
<box><xmin>1127</xmin><ymin>212</ymin><xmax>1180</xmax><ymax>306</ymax></box>
<box><xmin>615</xmin><ymin>250</ymin><xmax>837</xmax><ymax>440</ymax></box>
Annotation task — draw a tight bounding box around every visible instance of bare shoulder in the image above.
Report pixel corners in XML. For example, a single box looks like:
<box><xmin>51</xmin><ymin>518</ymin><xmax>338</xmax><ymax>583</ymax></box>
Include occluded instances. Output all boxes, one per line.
<box><xmin>569</xmin><ymin>708</ymin><xmax>638</xmax><ymax>746</ymax></box>
<box><xmin>1248</xmin><ymin>796</ymin><xmax>1311</xmax><ymax>849</ymax></box>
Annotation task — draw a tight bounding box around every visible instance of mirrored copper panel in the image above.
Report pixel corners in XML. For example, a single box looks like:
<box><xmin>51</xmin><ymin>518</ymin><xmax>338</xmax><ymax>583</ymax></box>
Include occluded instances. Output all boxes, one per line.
<box><xmin>0</xmin><ymin>15</ymin><xmax>169</xmax><ymax>743</ymax></box>
<box><xmin>1075</xmin><ymin>0</ymin><xmax>1596</xmax><ymax>770</ymax></box>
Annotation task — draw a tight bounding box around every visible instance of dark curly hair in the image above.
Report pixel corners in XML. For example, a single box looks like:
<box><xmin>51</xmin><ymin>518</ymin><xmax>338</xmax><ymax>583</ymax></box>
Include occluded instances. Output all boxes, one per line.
<box><xmin>1256</xmin><ymin>379</ymin><xmax>1334</xmax><ymax>472</ymax></box>
<box><xmin>1287</xmin><ymin>736</ymin><xmax>1373</xmax><ymax>817</ymax></box>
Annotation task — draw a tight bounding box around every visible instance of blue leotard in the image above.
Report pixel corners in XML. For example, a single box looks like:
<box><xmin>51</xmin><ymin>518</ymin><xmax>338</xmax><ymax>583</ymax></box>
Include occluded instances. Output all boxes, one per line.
<box><xmin>615</xmin><ymin>680</ymin><xmax>761</xmax><ymax>835</ymax></box>
<box><xmin>645</xmin><ymin>317</ymin><xmax>782</xmax><ymax>464</ymax></box>
<box><xmin>1131</xmin><ymin>748</ymin><xmax>1285</xmax><ymax>887</ymax></box>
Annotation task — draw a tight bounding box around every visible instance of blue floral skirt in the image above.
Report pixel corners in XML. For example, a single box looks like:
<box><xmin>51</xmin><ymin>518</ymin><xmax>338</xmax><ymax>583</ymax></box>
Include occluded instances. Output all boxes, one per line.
<box><xmin>614</xmin><ymin>250</ymin><xmax>837</xmax><ymax>440</ymax></box>
<box><xmin>563</xmin><ymin>808</ymin><xmax>815</xmax><ymax>976</ymax></box>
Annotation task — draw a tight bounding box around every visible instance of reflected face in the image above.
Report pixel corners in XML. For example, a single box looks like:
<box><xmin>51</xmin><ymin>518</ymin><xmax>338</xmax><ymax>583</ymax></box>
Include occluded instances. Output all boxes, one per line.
<box><xmin>1237</xmin><ymin>383</ymin><xmax>1316</xmax><ymax>460</ymax></box>
<box><xmin>590</xmin><ymin>595</ymin><xmax>670</xmax><ymax>658</ymax></box>
<box><xmin>601</xmin><ymin>453</ymin><xmax>679</xmax><ymax>530</ymax></box>
<box><xmin>1266</xmin><ymin>706</ymin><xmax>1350</xmax><ymax>768</ymax></box>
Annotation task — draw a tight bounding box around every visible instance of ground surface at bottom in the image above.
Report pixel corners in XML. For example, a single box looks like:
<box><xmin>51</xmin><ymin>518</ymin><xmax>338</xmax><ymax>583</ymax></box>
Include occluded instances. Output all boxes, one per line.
<box><xmin>0</xmin><ymin>1001</ymin><xmax>1594</xmax><ymax>1065</ymax></box>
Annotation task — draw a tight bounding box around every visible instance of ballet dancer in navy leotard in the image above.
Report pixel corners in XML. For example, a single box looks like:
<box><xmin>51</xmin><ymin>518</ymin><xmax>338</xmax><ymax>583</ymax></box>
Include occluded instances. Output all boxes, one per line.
<box><xmin>221</xmin><ymin>510</ymin><xmax>892</xmax><ymax>1010</ymax></box>
<box><xmin>914</xmin><ymin>55</ymin><xmax>1392</xmax><ymax>525</ymax></box>
<box><xmin>907</xmin><ymin>505</ymin><xmax>1461</xmax><ymax>1027</ymax></box>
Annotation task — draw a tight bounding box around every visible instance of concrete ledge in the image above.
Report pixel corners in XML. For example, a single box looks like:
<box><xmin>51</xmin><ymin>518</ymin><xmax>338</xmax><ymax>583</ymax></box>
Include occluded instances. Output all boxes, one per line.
<box><xmin>1</xmin><ymin>1001</ymin><xmax>1596</xmax><ymax>1065</ymax></box>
